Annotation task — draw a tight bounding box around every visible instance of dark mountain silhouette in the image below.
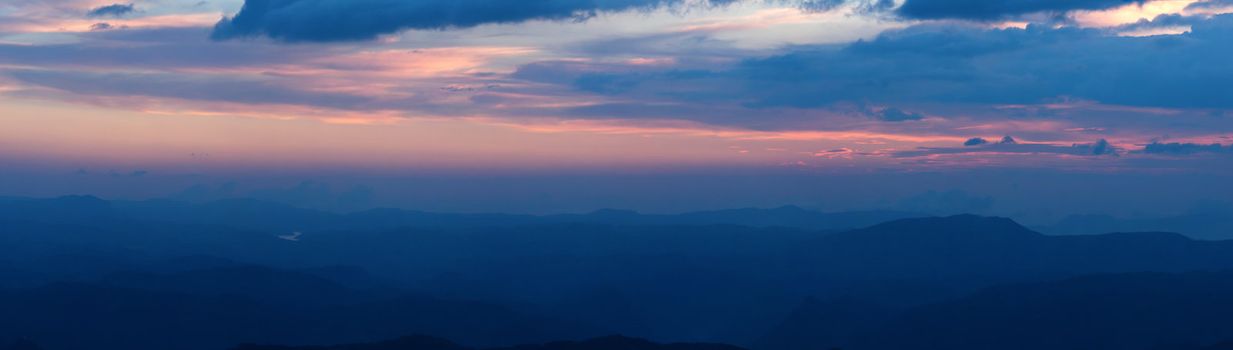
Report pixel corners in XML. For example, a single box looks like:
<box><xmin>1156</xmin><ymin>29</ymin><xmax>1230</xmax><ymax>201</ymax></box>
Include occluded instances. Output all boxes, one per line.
<box><xmin>233</xmin><ymin>335</ymin><xmax>745</xmax><ymax>350</ymax></box>
<box><xmin>760</xmin><ymin>271</ymin><xmax>1233</xmax><ymax>350</ymax></box>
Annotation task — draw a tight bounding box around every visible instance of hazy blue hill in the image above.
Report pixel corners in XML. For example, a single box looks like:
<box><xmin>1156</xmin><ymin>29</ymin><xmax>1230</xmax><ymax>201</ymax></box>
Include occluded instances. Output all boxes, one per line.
<box><xmin>785</xmin><ymin>215</ymin><xmax>1233</xmax><ymax>303</ymax></box>
<box><xmin>541</xmin><ymin>206</ymin><xmax>922</xmax><ymax>231</ymax></box>
<box><xmin>0</xmin><ymin>195</ymin><xmax>116</xmax><ymax>224</ymax></box>
<box><xmin>113</xmin><ymin>198</ymin><xmax>347</xmax><ymax>232</ymax></box>
<box><xmin>0</xmin><ymin>218</ymin><xmax>301</xmax><ymax>283</ymax></box>
<box><xmin>233</xmin><ymin>335</ymin><xmax>745</xmax><ymax>350</ymax></box>
<box><xmin>98</xmin><ymin>265</ymin><xmax>364</xmax><ymax>306</ymax></box>
<box><xmin>1044</xmin><ymin>213</ymin><xmax>1233</xmax><ymax>240</ymax></box>
<box><xmin>829</xmin><ymin>214</ymin><xmax>1039</xmax><ymax>241</ymax></box>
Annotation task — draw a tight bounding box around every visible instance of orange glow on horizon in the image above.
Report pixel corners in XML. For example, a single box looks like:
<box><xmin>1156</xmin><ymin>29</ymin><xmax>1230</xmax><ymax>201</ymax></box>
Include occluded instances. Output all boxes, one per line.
<box><xmin>1072</xmin><ymin>0</ymin><xmax>1200</xmax><ymax>28</ymax></box>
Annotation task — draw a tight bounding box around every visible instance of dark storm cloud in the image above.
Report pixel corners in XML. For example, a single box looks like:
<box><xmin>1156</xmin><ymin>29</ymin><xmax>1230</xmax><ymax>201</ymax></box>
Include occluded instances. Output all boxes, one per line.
<box><xmin>208</xmin><ymin>0</ymin><xmax>1160</xmax><ymax>42</ymax></box>
<box><xmin>964</xmin><ymin>137</ymin><xmax>989</xmax><ymax>146</ymax></box>
<box><xmin>211</xmin><ymin>0</ymin><xmax>741</xmax><ymax>42</ymax></box>
<box><xmin>534</xmin><ymin>14</ymin><xmax>1233</xmax><ymax>114</ymax></box>
<box><xmin>896</xmin><ymin>0</ymin><xmax>1142</xmax><ymax>20</ymax></box>
<box><xmin>1142</xmin><ymin>142</ymin><xmax>1232</xmax><ymax>155</ymax></box>
<box><xmin>730</xmin><ymin>23</ymin><xmax>1198</xmax><ymax>108</ymax></box>
<box><xmin>86</xmin><ymin>3</ymin><xmax>136</xmax><ymax>18</ymax></box>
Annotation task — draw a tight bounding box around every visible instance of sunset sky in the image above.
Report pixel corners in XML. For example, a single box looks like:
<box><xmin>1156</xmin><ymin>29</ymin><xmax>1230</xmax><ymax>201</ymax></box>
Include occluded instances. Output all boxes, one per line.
<box><xmin>2</xmin><ymin>0</ymin><xmax>1232</xmax><ymax>218</ymax></box>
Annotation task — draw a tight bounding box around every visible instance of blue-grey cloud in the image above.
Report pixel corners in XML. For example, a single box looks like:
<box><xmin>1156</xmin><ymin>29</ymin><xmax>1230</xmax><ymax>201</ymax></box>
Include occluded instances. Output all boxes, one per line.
<box><xmin>0</xmin><ymin>28</ymin><xmax>334</xmax><ymax>69</ymax></box>
<box><xmin>89</xmin><ymin>23</ymin><xmax>116</xmax><ymax>31</ymax></box>
<box><xmin>87</xmin><ymin>3</ymin><xmax>136</xmax><ymax>18</ymax></box>
<box><xmin>732</xmin><ymin>22</ymin><xmax>1227</xmax><ymax>108</ymax></box>
<box><xmin>874</xmin><ymin>107</ymin><xmax>924</xmax><ymax>122</ymax></box>
<box><xmin>1089</xmin><ymin>138</ymin><xmax>1114</xmax><ymax>155</ymax></box>
<box><xmin>537</xmin><ymin>14</ymin><xmax>1233</xmax><ymax>113</ymax></box>
<box><xmin>798</xmin><ymin>0</ymin><xmax>850</xmax><ymax>12</ymax></box>
<box><xmin>8</xmin><ymin>70</ymin><xmax>371</xmax><ymax>108</ymax></box>
<box><xmin>1143</xmin><ymin>142</ymin><xmax>1232</xmax><ymax>155</ymax></box>
<box><xmin>964</xmin><ymin>137</ymin><xmax>989</xmax><ymax>146</ymax></box>
<box><xmin>1187</xmin><ymin>0</ymin><xmax>1233</xmax><ymax>11</ymax></box>
<box><xmin>897</xmin><ymin>0</ymin><xmax>1142</xmax><ymax>20</ymax></box>
<box><xmin>895</xmin><ymin>138</ymin><xmax>1118</xmax><ymax>157</ymax></box>
<box><xmin>1112</xmin><ymin>13</ymin><xmax>1205</xmax><ymax>33</ymax></box>
<box><xmin>211</xmin><ymin>0</ymin><xmax>739</xmax><ymax>42</ymax></box>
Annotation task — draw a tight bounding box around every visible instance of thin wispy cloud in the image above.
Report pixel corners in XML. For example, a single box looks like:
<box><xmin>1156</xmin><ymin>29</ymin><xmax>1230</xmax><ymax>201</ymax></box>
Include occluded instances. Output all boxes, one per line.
<box><xmin>86</xmin><ymin>3</ymin><xmax>137</xmax><ymax>18</ymax></box>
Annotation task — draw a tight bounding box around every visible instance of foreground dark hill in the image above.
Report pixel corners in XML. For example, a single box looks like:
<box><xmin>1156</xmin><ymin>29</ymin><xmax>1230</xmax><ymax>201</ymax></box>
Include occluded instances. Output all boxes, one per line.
<box><xmin>4</xmin><ymin>339</ymin><xmax>41</xmax><ymax>350</ymax></box>
<box><xmin>233</xmin><ymin>335</ymin><xmax>745</xmax><ymax>350</ymax></box>
<box><xmin>754</xmin><ymin>297</ymin><xmax>895</xmax><ymax>350</ymax></box>
<box><xmin>0</xmin><ymin>266</ymin><xmax>598</xmax><ymax>350</ymax></box>
<box><xmin>1159</xmin><ymin>342</ymin><xmax>1233</xmax><ymax>350</ymax></box>
<box><xmin>760</xmin><ymin>271</ymin><xmax>1233</xmax><ymax>350</ymax></box>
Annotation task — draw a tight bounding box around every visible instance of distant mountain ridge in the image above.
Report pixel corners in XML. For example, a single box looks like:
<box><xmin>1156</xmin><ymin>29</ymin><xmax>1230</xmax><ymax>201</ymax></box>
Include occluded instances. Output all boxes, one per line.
<box><xmin>0</xmin><ymin>196</ymin><xmax>923</xmax><ymax>233</ymax></box>
<box><xmin>1042</xmin><ymin>212</ymin><xmax>1233</xmax><ymax>240</ymax></box>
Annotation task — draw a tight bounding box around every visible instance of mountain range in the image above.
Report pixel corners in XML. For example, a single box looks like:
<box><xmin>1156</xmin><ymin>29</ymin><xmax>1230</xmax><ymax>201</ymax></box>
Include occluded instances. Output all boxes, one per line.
<box><xmin>3</xmin><ymin>196</ymin><xmax>1233</xmax><ymax>350</ymax></box>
